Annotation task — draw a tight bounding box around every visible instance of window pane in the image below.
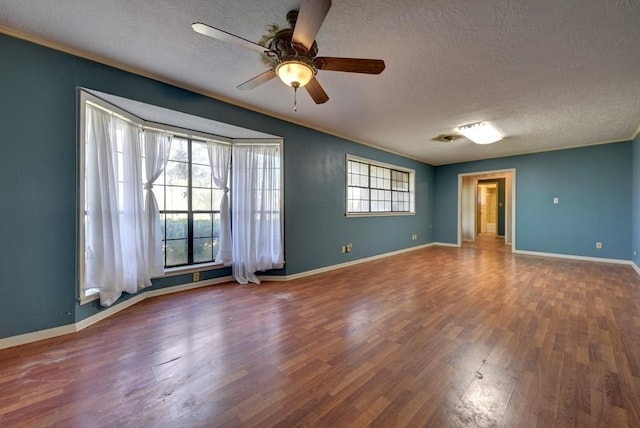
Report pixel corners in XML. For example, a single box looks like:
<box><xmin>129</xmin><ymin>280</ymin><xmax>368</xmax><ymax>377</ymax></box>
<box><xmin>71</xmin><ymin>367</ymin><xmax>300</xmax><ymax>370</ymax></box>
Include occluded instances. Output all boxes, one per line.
<box><xmin>165</xmin><ymin>161</ymin><xmax>188</xmax><ymax>186</ymax></box>
<box><xmin>194</xmin><ymin>213</ymin><xmax>212</xmax><ymax>238</ymax></box>
<box><xmin>194</xmin><ymin>238</ymin><xmax>216</xmax><ymax>263</ymax></box>
<box><xmin>159</xmin><ymin>214</ymin><xmax>165</xmax><ymax>240</ymax></box>
<box><xmin>192</xmin><ymin>141</ymin><xmax>209</xmax><ymax>165</ymax></box>
<box><xmin>166</xmin><ymin>239</ymin><xmax>188</xmax><ymax>266</ymax></box>
<box><xmin>166</xmin><ymin>186</ymin><xmax>188</xmax><ymax>210</ymax></box>
<box><xmin>192</xmin><ymin>164</ymin><xmax>211</xmax><ymax>188</ymax></box>
<box><xmin>169</xmin><ymin>138</ymin><xmax>188</xmax><ymax>161</ymax></box>
<box><xmin>351</xmin><ymin>187</ymin><xmax>361</xmax><ymax>200</ymax></box>
<box><xmin>165</xmin><ymin>213</ymin><xmax>187</xmax><ymax>239</ymax></box>
<box><xmin>193</xmin><ymin>188</ymin><xmax>212</xmax><ymax>211</ymax></box>
<box><xmin>212</xmin><ymin>214</ymin><xmax>221</xmax><ymax>237</ymax></box>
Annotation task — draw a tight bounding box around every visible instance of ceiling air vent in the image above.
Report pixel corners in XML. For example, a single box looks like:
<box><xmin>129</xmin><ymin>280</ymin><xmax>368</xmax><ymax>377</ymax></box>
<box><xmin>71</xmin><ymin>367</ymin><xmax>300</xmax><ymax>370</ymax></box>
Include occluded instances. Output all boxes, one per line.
<box><xmin>432</xmin><ymin>133</ymin><xmax>462</xmax><ymax>143</ymax></box>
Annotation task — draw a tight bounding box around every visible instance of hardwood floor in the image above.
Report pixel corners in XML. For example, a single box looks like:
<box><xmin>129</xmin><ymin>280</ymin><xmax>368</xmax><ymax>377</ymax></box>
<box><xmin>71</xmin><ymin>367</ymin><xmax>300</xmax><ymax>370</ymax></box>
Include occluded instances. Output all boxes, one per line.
<box><xmin>2</xmin><ymin>246</ymin><xmax>640</xmax><ymax>427</ymax></box>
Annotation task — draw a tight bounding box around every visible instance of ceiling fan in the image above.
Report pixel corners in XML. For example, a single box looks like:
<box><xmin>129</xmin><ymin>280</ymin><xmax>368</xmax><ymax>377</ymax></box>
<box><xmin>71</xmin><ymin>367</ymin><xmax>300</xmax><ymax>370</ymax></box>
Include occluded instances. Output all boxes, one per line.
<box><xmin>192</xmin><ymin>0</ymin><xmax>385</xmax><ymax>110</ymax></box>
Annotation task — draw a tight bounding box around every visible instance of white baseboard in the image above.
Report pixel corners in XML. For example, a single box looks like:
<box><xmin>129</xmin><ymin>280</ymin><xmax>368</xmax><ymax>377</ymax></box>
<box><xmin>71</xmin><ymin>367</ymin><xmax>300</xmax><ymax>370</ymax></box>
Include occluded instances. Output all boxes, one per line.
<box><xmin>0</xmin><ymin>276</ymin><xmax>233</xmax><ymax>350</ymax></box>
<box><xmin>0</xmin><ymin>324</ymin><xmax>77</xmax><ymax>351</ymax></box>
<box><xmin>632</xmin><ymin>262</ymin><xmax>640</xmax><ymax>276</ymax></box>
<box><xmin>259</xmin><ymin>243</ymin><xmax>436</xmax><ymax>282</ymax></box>
<box><xmin>433</xmin><ymin>242</ymin><xmax>460</xmax><ymax>248</ymax></box>
<box><xmin>513</xmin><ymin>249</ymin><xmax>633</xmax><ymax>266</ymax></box>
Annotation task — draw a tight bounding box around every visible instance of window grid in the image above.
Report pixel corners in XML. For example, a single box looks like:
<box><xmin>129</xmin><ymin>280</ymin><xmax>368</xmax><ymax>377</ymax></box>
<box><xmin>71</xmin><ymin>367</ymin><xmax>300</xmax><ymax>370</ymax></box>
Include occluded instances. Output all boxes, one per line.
<box><xmin>154</xmin><ymin>137</ymin><xmax>223</xmax><ymax>268</ymax></box>
<box><xmin>347</xmin><ymin>159</ymin><xmax>412</xmax><ymax>214</ymax></box>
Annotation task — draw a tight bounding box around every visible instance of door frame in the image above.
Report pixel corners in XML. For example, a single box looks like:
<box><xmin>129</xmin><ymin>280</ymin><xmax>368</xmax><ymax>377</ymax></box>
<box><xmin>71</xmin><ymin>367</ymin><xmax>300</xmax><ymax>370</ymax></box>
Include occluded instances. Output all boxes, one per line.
<box><xmin>457</xmin><ymin>168</ymin><xmax>516</xmax><ymax>249</ymax></box>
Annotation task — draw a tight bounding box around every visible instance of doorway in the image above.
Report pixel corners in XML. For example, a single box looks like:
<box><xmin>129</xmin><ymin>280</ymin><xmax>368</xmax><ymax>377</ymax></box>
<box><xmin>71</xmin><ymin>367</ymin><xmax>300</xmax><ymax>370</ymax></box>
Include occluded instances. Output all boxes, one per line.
<box><xmin>458</xmin><ymin>169</ymin><xmax>516</xmax><ymax>250</ymax></box>
<box><xmin>477</xmin><ymin>181</ymin><xmax>498</xmax><ymax>235</ymax></box>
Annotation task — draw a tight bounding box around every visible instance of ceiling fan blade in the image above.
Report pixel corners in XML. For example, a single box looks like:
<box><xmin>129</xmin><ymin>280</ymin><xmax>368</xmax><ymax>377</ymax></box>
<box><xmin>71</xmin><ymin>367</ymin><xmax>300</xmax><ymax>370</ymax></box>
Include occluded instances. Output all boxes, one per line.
<box><xmin>315</xmin><ymin>57</ymin><xmax>386</xmax><ymax>74</ymax></box>
<box><xmin>305</xmin><ymin>77</ymin><xmax>329</xmax><ymax>104</ymax></box>
<box><xmin>292</xmin><ymin>0</ymin><xmax>332</xmax><ymax>52</ymax></box>
<box><xmin>236</xmin><ymin>69</ymin><xmax>277</xmax><ymax>90</ymax></box>
<box><xmin>192</xmin><ymin>22</ymin><xmax>271</xmax><ymax>54</ymax></box>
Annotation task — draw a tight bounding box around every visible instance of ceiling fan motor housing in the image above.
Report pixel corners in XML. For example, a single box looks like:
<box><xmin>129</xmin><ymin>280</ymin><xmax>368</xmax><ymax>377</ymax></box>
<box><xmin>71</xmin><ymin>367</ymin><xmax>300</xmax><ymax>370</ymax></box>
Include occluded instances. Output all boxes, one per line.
<box><xmin>266</xmin><ymin>27</ymin><xmax>319</xmax><ymax>59</ymax></box>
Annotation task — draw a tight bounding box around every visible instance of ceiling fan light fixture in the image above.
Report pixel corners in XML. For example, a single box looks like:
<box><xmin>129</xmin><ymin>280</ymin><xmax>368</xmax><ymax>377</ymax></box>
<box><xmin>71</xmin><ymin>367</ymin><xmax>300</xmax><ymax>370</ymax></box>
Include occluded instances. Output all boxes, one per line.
<box><xmin>457</xmin><ymin>122</ymin><xmax>503</xmax><ymax>145</ymax></box>
<box><xmin>276</xmin><ymin>60</ymin><xmax>315</xmax><ymax>87</ymax></box>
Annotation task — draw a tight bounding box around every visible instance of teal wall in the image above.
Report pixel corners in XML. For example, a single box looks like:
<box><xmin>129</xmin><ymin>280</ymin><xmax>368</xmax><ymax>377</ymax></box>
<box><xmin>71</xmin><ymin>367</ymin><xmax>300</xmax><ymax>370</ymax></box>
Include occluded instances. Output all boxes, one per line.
<box><xmin>435</xmin><ymin>142</ymin><xmax>633</xmax><ymax>259</ymax></box>
<box><xmin>0</xmin><ymin>33</ymin><xmax>635</xmax><ymax>341</ymax></box>
<box><xmin>633</xmin><ymin>132</ymin><xmax>640</xmax><ymax>266</ymax></box>
<box><xmin>0</xmin><ymin>34</ymin><xmax>434</xmax><ymax>339</ymax></box>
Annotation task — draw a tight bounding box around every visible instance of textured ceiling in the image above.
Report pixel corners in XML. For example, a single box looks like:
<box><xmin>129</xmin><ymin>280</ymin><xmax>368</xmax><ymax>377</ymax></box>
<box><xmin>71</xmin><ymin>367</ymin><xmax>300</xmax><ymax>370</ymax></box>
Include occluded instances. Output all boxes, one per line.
<box><xmin>1</xmin><ymin>0</ymin><xmax>639</xmax><ymax>165</ymax></box>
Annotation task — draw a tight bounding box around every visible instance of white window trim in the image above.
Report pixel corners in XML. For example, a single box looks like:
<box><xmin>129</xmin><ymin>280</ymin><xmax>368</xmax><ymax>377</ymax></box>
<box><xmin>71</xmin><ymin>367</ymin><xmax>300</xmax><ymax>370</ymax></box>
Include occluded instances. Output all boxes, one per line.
<box><xmin>345</xmin><ymin>154</ymin><xmax>416</xmax><ymax>217</ymax></box>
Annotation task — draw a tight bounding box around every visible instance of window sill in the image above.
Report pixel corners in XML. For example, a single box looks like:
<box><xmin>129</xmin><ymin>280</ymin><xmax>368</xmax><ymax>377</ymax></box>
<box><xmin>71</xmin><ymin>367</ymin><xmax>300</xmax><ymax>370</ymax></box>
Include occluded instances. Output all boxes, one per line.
<box><xmin>79</xmin><ymin>262</ymin><xmax>227</xmax><ymax>305</ymax></box>
<box><xmin>159</xmin><ymin>261</ymin><xmax>227</xmax><ymax>278</ymax></box>
<box><xmin>346</xmin><ymin>212</ymin><xmax>416</xmax><ymax>218</ymax></box>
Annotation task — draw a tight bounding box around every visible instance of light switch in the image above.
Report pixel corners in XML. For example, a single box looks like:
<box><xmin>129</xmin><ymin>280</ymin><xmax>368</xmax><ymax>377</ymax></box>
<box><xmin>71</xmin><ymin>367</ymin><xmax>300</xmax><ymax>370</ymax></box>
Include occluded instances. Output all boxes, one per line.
<box><xmin>553</xmin><ymin>197</ymin><xmax>559</xmax><ymax>204</ymax></box>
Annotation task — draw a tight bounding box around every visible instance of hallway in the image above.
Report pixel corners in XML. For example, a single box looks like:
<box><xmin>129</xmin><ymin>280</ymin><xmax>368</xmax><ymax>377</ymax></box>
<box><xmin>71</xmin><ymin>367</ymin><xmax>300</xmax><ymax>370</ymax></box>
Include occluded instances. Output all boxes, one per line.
<box><xmin>462</xmin><ymin>233</ymin><xmax>512</xmax><ymax>253</ymax></box>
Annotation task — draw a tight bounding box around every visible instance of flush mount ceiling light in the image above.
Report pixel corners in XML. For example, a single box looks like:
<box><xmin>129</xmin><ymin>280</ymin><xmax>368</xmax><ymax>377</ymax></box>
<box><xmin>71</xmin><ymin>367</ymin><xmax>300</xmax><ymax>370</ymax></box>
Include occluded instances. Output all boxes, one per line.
<box><xmin>457</xmin><ymin>122</ymin><xmax>503</xmax><ymax>145</ymax></box>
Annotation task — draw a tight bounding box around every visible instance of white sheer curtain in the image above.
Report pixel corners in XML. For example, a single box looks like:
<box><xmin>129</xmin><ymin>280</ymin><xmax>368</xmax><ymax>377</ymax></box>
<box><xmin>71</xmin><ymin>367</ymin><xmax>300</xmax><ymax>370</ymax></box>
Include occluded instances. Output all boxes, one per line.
<box><xmin>143</xmin><ymin>130</ymin><xmax>172</xmax><ymax>277</ymax></box>
<box><xmin>207</xmin><ymin>142</ymin><xmax>232</xmax><ymax>265</ymax></box>
<box><xmin>231</xmin><ymin>144</ymin><xmax>283</xmax><ymax>284</ymax></box>
<box><xmin>85</xmin><ymin>105</ymin><xmax>150</xmax><ymax>306</ymax></box>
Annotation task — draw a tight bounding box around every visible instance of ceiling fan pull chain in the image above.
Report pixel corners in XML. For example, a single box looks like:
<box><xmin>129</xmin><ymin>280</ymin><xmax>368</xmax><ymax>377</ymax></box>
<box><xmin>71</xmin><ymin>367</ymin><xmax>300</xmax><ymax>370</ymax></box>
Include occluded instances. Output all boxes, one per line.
<box><xmin>292</xmin><ymin>81</ymin><xmax>300</xmax><ymax>112</ymax></box>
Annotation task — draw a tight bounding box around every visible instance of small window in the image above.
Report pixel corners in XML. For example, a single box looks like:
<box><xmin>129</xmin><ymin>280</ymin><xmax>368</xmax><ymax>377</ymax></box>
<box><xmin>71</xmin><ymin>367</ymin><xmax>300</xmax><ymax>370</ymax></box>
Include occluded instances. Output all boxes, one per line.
<box><xmin>346</xmin><ymin>155</ymin><xmax>415</xmax><ymax>216</ymax></box>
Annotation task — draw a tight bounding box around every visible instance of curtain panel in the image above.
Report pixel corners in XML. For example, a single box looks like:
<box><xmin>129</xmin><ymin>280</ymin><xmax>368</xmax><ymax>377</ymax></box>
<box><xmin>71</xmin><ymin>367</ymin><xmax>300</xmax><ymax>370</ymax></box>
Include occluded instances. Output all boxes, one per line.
<box><xmin>231</xmin><ymin>144</ymin><xmax>284</xmax><ymax>284</ymax></box>
<box><xmin>207</xmin><ymin>142</ymin><xmax>232</xmax><ymax>265</ymax></box>
<box><xmin>142</xmin><ymin>130</ymin><xmax>172</xmax><ymax>277</ymax></box>
<box><xmin>84</xmin><ymin>106</ymin><xmax>151</xmax><ymax>306</ymax></box>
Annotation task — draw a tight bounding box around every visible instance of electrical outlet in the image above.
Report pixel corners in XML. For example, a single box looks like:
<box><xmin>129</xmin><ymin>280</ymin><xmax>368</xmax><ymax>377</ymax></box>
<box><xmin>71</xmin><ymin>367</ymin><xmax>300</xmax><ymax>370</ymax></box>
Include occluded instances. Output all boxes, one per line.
<box><xmin>341</xmin><ymin>245</ymin><xmax>346</xmax><ymax>253</ymax></box>
<box><xmin>346</xmin><ymin>243</ymin><xmax>352</xmax><ymax>253</ymax></box>
<box><xmin>193</xmin><ymin>271</ymin><xmax>200</xmax><ymax>282</ymax></box>
<box><xmin>595</xmin><ymin>242</ymin><xmax>602</xmax><ymax>249</ymax></box>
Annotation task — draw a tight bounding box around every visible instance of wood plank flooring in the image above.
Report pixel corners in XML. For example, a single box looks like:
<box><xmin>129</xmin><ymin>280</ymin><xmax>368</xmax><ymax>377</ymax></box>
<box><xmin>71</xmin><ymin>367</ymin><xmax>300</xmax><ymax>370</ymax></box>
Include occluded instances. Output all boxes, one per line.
<box><xmin>1</xmin><ymin>246</ymin><xmax>640</xmax><ymax>427</ymax></box>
